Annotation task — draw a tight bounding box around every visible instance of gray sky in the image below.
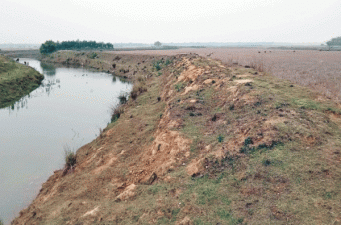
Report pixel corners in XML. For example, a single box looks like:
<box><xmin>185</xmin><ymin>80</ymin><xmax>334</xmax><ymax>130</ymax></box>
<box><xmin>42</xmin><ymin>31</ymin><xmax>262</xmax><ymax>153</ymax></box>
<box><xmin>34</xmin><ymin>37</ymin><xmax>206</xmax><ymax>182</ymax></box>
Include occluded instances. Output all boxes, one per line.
<box><xmin>1</xmin><ymin>0</ymin><xmax>341</xmax><ymax>44</ymax></box>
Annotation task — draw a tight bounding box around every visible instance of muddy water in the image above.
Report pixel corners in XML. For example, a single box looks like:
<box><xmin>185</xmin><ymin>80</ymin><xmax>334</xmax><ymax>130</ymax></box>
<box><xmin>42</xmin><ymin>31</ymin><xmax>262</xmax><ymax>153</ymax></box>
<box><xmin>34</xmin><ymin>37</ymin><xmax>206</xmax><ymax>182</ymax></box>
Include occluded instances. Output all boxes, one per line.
<box><xmin>0</xmin><ymin>59</ymin><xmax>132</xmax><ymax>224</ymax></box>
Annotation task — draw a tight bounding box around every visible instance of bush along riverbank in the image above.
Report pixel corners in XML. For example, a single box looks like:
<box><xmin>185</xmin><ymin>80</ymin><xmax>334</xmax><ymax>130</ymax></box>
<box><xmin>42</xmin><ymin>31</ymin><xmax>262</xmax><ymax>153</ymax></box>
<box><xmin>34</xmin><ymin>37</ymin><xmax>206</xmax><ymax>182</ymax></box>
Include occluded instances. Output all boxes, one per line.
<box><xmin>13</xmin><ymin>52</ymin><xmax>341</xmax><ymax>224</ymax></box>
<box><xmin>0</xmin><ymin>54</ymin><xmax>44</xmax><ymax>109</ymax></box>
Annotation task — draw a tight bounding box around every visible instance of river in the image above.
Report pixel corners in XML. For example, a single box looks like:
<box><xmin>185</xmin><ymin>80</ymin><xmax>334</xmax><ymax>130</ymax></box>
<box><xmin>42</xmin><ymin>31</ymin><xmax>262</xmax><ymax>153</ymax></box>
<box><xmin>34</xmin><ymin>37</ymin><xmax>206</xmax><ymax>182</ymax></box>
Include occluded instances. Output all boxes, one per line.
<box><xmin>0</xmin><ymin>58</ymin><xmax>132</xmax><ymax>224</ymax></box>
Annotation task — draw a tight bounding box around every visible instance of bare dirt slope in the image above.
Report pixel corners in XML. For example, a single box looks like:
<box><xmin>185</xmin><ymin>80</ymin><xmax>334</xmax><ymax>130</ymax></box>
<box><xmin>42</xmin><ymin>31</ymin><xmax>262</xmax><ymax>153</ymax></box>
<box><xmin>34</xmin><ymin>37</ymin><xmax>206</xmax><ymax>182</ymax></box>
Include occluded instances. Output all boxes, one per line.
<box><xmin>12</xmin><ymin>51</ymin><xmax>341</xmax><ymax>224</ymax></box>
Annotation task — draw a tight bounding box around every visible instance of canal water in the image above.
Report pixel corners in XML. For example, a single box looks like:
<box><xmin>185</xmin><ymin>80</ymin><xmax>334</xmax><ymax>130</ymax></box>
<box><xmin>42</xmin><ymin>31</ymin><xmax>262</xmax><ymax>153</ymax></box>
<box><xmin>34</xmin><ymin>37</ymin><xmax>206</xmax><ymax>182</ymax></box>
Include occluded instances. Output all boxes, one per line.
<box><xmin>0</xmin><ymin>59</ymin><xmax>132</xmax><ymax>224</ymax></box>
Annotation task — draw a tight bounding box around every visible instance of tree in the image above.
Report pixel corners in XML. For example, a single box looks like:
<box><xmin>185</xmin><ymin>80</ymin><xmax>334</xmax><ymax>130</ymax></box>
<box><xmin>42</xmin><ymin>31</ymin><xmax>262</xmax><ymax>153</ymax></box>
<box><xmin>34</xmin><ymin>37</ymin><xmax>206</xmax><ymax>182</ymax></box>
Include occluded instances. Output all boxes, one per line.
<box><xmin>326</xmin><ymin>36</ymin><xmax>341</xmax><ymax>46</ymax></box>
<box><xmin>154</xmin><ymin>41</ymin><xmax>162</xmax><ymax>48</ymax></box>
<box><xmin>39</xmin><ymin>40</ymin><xmax>57</xmax><ymax>54</ymax></box>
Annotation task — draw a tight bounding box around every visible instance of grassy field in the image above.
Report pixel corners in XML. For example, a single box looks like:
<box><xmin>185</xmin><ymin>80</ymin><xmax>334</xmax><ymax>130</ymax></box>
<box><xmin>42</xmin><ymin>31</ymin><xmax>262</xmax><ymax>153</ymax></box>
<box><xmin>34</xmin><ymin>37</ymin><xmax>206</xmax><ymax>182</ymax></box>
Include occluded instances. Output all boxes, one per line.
<box><xmin>12</xmin><ymin>51</ymin><xmax>341</xmax><ymax>224</ymax></box>
<box><xmin>0</xmin><ymin>54</ymin><xmax>44</xmax><ymax>108</ymax></box>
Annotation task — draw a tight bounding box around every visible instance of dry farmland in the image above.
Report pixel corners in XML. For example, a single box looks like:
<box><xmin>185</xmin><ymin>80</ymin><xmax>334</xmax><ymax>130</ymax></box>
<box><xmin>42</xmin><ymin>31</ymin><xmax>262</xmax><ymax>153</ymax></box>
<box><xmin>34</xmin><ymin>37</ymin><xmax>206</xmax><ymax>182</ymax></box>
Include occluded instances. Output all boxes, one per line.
<box><xmin>113</xmin><ymin>48</ymin><xmax>341</xmax><ymax>102</ymax></box>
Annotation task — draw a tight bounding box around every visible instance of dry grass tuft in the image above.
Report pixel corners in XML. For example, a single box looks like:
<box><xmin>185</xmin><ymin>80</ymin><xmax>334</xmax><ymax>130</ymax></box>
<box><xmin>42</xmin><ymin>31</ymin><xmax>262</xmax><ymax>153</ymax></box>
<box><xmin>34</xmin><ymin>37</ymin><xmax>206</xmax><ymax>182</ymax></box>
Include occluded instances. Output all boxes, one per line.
<box><xmin>130</xmin><ymin>82</ymin><xmax>147</xmax><ymax>100</ymax></box>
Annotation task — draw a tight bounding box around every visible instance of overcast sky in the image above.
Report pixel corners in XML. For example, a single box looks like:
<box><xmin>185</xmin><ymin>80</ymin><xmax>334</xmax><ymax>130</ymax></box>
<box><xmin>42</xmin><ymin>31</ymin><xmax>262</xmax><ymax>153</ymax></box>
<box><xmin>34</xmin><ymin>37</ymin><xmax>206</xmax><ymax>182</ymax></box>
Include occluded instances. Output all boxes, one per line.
<box><xmin>1</xmin><ymin>0</ymin><xmax>340</xmax><ymax>44</ymax></box>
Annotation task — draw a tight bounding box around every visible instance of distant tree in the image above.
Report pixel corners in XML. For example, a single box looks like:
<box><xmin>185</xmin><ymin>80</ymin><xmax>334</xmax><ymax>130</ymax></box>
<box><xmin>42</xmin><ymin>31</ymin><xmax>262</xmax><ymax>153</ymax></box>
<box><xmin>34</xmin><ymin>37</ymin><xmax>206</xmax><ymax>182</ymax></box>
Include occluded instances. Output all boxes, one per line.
<box><xmin>39</xmin><ymin>40</ymin><xmax>57</xmax><ymax>54</ymax></box>
<box><xmin>326</xmin><ymin>36</ymin><xmax>341</xmax><ymax>46</ymax></box>
<box><xmin>40</xmin><ymin>40</ymin><xmax>114</xmax><ymax>54</ymax></box>
<box><xmin>154</xmin><ymin>41</ymin><xmax>162</xmax><ymax>48</ymax></box>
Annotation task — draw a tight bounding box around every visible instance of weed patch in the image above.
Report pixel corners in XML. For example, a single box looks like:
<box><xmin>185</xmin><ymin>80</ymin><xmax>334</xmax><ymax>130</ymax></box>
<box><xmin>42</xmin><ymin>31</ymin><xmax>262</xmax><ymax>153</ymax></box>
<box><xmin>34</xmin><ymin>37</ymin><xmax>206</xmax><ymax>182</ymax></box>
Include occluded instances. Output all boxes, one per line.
<box><xmin>63</xmin><ymin>145</ymin><xmax>76</xmax><ymax>169</ymax></box>
<box><xmin>175</xmin><ymin>82</ymin><xmax>185</xmax><ymax>92</ymax></box>
<box><xmin>88</xmin><ymin>52</ymin><xmax>98</xmax><ymax>59</ymax></box>
<box><xmin>217</xmin><ymin>134</ymin><xmax>224</xmax><ymax>143</ymax></box>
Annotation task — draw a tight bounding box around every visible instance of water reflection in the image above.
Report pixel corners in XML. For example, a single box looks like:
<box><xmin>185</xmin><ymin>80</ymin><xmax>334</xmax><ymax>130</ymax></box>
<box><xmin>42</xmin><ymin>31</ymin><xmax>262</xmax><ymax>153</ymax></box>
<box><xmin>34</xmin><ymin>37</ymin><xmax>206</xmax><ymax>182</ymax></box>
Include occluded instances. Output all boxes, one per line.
<box><xmin>119</xmin><ymin>77</ymin><xmax>128</xmax><ymax>83</ymax></box>
<box><xmin>40</xmin><ymin>62</ymin><xmax>56</xmax><ymax>76</ymax></box>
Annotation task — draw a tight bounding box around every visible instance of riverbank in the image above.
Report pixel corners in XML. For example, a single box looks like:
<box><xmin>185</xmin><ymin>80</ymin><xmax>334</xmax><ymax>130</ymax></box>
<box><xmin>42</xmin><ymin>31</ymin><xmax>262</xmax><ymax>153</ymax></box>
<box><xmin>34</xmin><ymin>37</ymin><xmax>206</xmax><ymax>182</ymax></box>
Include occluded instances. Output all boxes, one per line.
<box><xmin>12</xmin><ymin>51</ymin><xmax>341</xmax><ymax>224</ymax></box>
<box><xmin>0</xmin><ymin>55</ymin><xmax>44</xmax><ymax>108</ymax></box>
<box><xmin>41</xmin><ymin>50</ymin><xmax>172</xmax><ymax>80</ymax></box>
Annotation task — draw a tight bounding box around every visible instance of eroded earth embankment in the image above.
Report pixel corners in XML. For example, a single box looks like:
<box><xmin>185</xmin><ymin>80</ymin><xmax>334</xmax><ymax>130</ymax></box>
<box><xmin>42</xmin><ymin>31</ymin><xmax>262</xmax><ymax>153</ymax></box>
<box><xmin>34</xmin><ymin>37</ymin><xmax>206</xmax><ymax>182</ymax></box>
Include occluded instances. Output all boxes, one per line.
<box><xmin>12</xmin><ymin>51</ymin><xmax>341</xmax><ymax>224</ymax></box>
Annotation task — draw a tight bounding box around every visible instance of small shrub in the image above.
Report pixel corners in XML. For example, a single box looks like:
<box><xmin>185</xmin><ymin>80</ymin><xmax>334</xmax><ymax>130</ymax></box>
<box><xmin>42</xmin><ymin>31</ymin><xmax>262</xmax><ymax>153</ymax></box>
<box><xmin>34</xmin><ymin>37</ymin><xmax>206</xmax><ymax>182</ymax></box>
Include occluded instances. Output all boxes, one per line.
<box><xmin>130</xmin><ymin>90</ymin><xmax>138</xmax><ymax>100</ymax></box>
<box><xmin>324</xmin><ymin>192</ymin><xmax>334</xmax><ymax>199</ymax></box>
<box><xmin>153</xmin><ymin>60</ymin><xmax>162</xmax><ymax>71</ymax></box>
<box><xmin>137</xmin><ymin>76</ymin><xmax>145</xmax><ymax>82</ymax></box>
<box><xmin>165</xmin><ymin>59</ymin><xmax>172</xmax><ymax>66</ymax></box>
<box><xmin>130</xmin><ymin>82</ymin><xmax>147</xmax><ymax>100</ymax></box>
<box><xmin>218</xmin><ymin>134</ymin><xmax>224</xmax><ymax>143</ymax></box>
<box><xmin>64</xmin><ymin>145</ymin><xmax>76</xmax><ymax>169</ymax></box>
<box><xmin>111</xmin><ymin>107</ymin><xmax>123</xmax><ymax>123</ymax></box>
<box><xmin>262</xmin><ymin>159</ymin><xmax>272</xmax><ymax>166</ymax></box>
<box><xmin>118</xmin><ymin>93</ymin><xmax>128</xmax><ymax>104</ymax></box>
<box><xmin>217</xmin><ymin>209</ymin><xmax>231</xmax><ymax>220</ymax></box>
<box><xmin>240</xmin><ymin>137</ymin><xmax>255</xmax><ymax>154</ymax></box>
<box><xmin>88</xmin><ymin>52</ymin><xmax>98</xmax><ymax>59</ymax></box>
<box><xmin>229</xmin><ymin>104</ymin><xmax>234</xmax><ymax>110</ymax></box>
<box><xmin>244</xmin><ymin>137</ymin><xmax>253</xmax><ymax>145</ymax></box>
<box><xmin>175</xmin><ymin>82</ymin><xmax>184</xmax><ymax>92</ymax></box>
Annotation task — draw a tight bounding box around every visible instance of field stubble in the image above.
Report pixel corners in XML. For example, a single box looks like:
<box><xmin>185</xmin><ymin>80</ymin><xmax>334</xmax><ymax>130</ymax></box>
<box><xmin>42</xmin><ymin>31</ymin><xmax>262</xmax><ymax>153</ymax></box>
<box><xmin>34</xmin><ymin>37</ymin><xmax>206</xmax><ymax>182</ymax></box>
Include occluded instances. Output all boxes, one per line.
<box><xmin>114</xmin><ymin>48</ymin><xmax>341</xmax><ymax>102</ymax></box>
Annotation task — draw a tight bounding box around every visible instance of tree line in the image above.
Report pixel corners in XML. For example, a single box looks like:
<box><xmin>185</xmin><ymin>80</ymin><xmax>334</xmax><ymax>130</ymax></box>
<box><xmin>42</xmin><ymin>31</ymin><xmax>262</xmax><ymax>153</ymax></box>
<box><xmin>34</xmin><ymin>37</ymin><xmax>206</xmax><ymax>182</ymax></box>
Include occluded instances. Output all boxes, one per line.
<box><xmin>40</xmin><ymin>40</ymin><xmax>114</xmax><ymax>54</ymax></box>
<box><xmin>327</xmin><ymin>36</ymin><xmax>341</xmax><ymax>46</ymax></box>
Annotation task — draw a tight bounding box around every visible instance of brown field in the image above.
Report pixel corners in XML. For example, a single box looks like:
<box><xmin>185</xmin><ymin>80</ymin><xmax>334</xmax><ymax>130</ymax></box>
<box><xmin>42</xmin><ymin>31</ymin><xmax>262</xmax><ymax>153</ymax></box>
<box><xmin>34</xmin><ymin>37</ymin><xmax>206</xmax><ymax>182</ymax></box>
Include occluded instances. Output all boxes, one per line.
<box><xmin>112</xmin><ymin>47</ymin><xmax>341</xmax><ymax>102</ymax></box>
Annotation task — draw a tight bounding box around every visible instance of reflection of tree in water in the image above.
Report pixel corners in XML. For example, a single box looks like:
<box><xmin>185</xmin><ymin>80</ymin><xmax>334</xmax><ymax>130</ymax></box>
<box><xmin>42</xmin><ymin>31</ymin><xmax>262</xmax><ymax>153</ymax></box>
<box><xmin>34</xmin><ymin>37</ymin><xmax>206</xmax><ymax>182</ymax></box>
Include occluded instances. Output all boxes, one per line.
<box><xmin>7</xmin><ymin>78</ymin><xmax>61</xmax><ymax>113</ymax></box>
<box><xmin>8</xmin><ymin>96</ymin><xmax>28</xmax><ymax>113</ymax></box>
<box><xmin>119</xmin><ymin>77</ymin><xmax>128</xmax><ymax>83</ymax></box>
<box><xmin>40</xmin><ymin>62</ymin><xmax>56</xmax><ymax>76</ymax></box>
<box><xmin>41</xmin><ymin>79</ymin><xmax>60</xmax><ymax>96</ymax></box>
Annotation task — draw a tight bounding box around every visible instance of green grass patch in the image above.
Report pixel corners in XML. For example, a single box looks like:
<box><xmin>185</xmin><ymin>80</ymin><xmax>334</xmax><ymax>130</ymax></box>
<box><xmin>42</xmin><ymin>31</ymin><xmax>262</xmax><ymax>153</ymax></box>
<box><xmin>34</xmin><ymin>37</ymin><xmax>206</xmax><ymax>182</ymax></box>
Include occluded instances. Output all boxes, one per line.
<box><xmin>0</xmin><ymin>55</ymin><xmax>44</xmax><ymax>108</ymax></box>
<box><xmin>175</xmin><ymin>82</ymin><xmax>185</xmax><ymax>92</ymax></box>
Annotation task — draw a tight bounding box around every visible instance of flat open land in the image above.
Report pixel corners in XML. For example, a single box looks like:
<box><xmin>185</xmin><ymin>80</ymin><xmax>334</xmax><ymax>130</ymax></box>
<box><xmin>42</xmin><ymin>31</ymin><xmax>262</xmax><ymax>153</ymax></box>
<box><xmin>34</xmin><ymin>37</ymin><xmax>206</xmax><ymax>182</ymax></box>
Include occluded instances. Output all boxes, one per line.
<box><xmin>112</xmin><ymin>48</ymin><xmax>341</xmax><ymax>102</ymax></box>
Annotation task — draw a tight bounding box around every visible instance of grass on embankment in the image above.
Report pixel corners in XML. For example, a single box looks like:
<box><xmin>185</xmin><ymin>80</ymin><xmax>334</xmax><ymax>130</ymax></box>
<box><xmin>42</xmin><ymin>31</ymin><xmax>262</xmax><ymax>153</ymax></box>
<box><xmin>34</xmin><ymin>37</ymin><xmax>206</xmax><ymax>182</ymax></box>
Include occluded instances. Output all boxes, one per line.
<box><xmin>12</xmin><ymin>53</ymin><xmax>341</xmax><ymax>225</ymax></box>
<box><xmin>41</xmin><ymin>50</ymin><xmax>170</xmax><ymax>80</ymax></box>
<box><xmin>0</xmin><ymin>54</ymin><xmax>44</xmax><ymax>108</ymax></box>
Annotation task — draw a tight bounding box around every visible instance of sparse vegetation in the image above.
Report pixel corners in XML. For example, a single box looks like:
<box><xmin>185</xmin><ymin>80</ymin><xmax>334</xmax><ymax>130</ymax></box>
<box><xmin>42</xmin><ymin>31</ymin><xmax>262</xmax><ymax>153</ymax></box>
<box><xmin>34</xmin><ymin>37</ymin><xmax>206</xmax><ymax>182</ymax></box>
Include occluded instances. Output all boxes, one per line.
<box><xmin>217</xmin><ymin>134</ymin><xmax>224</xmax><ymax>143</ymax></box>
<box><xmin>130</xmin><ymin>82</ymin><xmax>147</xmax><ymax>100</ymax></box>
<box><xmin>111</xmin><ymin>106</ymin><xmax>123</xmax><ymax>123</ymax></box>
<box><xmin>152</xmin><ymin>58</ymin><xmax>173</xmax><ymax>72</ymax></box>
<box><xmin>88</xmin><ymin>52</ymin><xmax>98</xmax><ymax>59</ymax></box>
<box><xmin>118</xmin><ymin>93</ymin><xmax>128</xmax><ymax>104</ymax></box>
<box><xmin>175</xmin><ymin>82</ymin><xmax>184</xmax><ymax>92</ymax></box>
<box><xmin>63</xmin><ymin>145</ymin><xmax>76</xmax><ymax>169</ymax></box>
